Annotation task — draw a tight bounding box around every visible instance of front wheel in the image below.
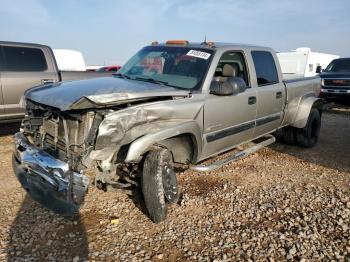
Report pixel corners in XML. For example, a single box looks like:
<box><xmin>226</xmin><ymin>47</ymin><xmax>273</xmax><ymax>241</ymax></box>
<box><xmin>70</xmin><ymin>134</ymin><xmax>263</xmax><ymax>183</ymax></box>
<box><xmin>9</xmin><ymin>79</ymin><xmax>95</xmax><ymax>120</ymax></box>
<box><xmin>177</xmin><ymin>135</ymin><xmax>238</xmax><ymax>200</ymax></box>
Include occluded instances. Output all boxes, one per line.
<box><xmin>295</xmin><ymin>108</ymin><xmax>321</xmax><ymax>148</ymax></box>
<box><xmin>142</xmin><ymin>148</ymin><xmax>179</xmax><ymax>223</ymax></box>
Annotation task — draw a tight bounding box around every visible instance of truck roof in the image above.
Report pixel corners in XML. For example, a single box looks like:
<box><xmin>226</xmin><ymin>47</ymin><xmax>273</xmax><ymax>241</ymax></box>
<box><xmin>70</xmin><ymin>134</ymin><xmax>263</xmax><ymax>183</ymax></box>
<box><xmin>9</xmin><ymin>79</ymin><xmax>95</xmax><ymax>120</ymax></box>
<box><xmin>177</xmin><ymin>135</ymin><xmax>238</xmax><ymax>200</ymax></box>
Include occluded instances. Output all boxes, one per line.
<box><xmin>332</xmin><ymin>57</ymin><xmax>350</xmax><ymax>61</ymax></box>
<box><xmin>0</xmin><ymin>41</ymin><xmax>50</xmax><ymax>49</ymax></box>
<box><xmin>155</xmin><ymin>41</ymin><xmax>271</xmax><ymax>51</ymax></box>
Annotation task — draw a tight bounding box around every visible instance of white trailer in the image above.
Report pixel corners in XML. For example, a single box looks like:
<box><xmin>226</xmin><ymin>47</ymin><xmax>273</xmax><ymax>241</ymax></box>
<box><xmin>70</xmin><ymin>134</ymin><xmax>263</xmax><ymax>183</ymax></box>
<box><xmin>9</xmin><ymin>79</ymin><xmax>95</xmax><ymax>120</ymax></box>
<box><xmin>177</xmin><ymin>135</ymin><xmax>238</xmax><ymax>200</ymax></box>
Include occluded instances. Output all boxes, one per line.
<box><xmin>277</xmin><ymin>47</ymin><xmax>339</xmax><ymax>78</ymax></box>
<box><xmin>53</xmin><ymin>49</ymin><xmax>87</xmax><ymax>71</ymax></box>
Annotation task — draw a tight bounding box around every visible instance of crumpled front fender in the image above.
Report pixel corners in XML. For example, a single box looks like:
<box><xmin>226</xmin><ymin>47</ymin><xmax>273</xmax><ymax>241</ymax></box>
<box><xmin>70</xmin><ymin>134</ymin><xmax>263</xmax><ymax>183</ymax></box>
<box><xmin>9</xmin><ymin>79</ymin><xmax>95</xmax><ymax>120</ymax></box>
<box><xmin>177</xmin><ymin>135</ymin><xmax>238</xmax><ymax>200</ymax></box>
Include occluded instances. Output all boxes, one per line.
<box><xmin>86</xmin><ymin>97</ymin><xmax>204</xmax><ymax>165</ymax></box>
<box><xmin>125</xmin><ymin>120</ymin><xmax>202</xmax><ymax>163</ymax></box>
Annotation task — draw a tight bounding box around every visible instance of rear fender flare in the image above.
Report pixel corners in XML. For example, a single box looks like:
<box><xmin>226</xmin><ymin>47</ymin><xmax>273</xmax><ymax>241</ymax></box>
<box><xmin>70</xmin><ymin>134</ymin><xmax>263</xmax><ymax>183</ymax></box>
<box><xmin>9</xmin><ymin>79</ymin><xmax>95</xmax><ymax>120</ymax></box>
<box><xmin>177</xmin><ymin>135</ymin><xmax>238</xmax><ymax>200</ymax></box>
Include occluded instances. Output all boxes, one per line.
<box><xmin>125</xmin><ymin>120</ymin><xmax>202</xmax><ymax>163</ymax></box>
<box><xmin>291</xmin><ymin>96</ymin><xmax>323</xmax><ymax>128</ymax></box>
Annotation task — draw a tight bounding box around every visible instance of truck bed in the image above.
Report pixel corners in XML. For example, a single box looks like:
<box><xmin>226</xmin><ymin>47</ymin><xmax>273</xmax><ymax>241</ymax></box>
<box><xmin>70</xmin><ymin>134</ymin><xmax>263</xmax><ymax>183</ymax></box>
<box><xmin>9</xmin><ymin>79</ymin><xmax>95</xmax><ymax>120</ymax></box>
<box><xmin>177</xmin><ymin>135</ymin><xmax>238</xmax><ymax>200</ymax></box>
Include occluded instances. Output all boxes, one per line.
<box><xmin>282</xmin><ymin>76</ymin><xmax>321</xmax><ymax>126</ymax></box>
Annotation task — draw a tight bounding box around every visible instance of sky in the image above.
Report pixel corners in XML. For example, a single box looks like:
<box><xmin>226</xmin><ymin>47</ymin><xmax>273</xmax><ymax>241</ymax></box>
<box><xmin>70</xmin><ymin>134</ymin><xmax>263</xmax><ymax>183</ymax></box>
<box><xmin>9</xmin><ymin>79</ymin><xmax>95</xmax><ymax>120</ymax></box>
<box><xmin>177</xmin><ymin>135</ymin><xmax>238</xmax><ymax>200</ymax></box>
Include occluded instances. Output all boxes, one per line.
<box><xmin>0</xmin><ymin>0</ymin><xmax>349</xmax><ymax>66</ymax></box>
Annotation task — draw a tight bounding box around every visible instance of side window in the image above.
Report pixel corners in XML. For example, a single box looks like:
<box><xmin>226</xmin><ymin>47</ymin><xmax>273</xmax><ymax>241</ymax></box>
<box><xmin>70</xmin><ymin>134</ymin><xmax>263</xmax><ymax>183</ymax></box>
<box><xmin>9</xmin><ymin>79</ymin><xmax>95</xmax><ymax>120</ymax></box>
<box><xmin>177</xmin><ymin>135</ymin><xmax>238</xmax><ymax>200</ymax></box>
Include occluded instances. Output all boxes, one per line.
<box><xmin>309</xmin><ymin>64</ymin><xmax>313</xmax><ymax>72</ymax></box>
<box><xmin>0</xmin><ymin>47</ymin><xmax>5</xmax><ymax>71</ymax></box>
<box><xmin>214</xmin><ymin>51</ymin><xmax>249</xmax><ymax>86</ymax></box>
<box><xmin>251</xmin><ymin>51</ymin><xmax>279</xmax><ymax>86</ymax></box>
<box><xmin>3</xmin><ymin>46</ymin><xmax>47</xmax><ymax>72</ymax></box>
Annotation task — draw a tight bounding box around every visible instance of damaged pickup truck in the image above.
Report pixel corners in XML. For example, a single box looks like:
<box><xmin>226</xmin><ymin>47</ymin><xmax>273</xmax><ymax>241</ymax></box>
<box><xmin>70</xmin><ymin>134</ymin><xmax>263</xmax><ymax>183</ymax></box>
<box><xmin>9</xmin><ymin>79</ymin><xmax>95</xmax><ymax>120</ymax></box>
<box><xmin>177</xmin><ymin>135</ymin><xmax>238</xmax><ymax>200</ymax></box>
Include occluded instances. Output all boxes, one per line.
<box><xmin>13</xmin><ymin>40</ymin><xmax>323</xmax><ymax>223</ymax></box>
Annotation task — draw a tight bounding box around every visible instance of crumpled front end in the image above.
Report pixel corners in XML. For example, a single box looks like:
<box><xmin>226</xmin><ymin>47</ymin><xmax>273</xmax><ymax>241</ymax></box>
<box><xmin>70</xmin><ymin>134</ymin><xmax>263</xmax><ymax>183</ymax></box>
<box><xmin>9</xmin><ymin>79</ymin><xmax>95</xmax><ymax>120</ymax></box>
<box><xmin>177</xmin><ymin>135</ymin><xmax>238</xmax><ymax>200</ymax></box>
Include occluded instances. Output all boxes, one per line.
<box><xmin>11</xmin><ymin>99</ymin><xmax>101</xmax><ymax>215</ymax></box>
<box><xmin>13</xmin><ymin>91</ymin><xmax>202</xmax><ymax>214</ymax></box>
<box><xmin>13</xmin><ymin>132</ymin><xmax>89</xmax><ymax>215</ymax></box>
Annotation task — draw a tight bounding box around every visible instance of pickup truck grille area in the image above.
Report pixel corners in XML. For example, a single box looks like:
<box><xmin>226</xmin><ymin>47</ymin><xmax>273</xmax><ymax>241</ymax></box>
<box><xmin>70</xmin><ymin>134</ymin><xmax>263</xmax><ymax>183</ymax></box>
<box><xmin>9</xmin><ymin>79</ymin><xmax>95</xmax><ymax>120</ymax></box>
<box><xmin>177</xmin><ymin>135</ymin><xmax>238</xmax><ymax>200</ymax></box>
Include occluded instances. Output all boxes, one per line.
<box><xmin>41</xmin><ymin>113</ymin><xmax>95</xmax><ymax>160</ymax></box>
<box><xmin>22</xmin><ymin>106</ymin><xmax>97</xmax><ymax>166</ymax></box>
<box><xmin>41</xmin><ymin>117</ymin><xmax>67</xmax><ymax>157</ymax></box>
<box><xmin>323</xmin><ymin>79</ymin><xmax>350</xmax><ymax>88</ymax></box>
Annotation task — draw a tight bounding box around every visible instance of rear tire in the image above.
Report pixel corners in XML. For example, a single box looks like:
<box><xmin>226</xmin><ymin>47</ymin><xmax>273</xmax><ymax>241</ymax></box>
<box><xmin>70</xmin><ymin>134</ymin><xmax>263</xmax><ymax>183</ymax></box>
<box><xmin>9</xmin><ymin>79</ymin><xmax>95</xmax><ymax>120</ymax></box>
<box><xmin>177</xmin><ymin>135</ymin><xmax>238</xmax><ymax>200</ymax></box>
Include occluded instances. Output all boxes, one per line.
<box><xmin>142</xmin><ymin>148</ymin><xmax>179</xmax><ymax>223</ymax></box>
<box><xmin>295</xmin><ymin>108</ymin><xmax>321</xmax><ymax>148</ymax></box>
<box><xmin>282</xmin><ymin>126</ymin><xmax>296</xmax><ymax>145</ymax></box>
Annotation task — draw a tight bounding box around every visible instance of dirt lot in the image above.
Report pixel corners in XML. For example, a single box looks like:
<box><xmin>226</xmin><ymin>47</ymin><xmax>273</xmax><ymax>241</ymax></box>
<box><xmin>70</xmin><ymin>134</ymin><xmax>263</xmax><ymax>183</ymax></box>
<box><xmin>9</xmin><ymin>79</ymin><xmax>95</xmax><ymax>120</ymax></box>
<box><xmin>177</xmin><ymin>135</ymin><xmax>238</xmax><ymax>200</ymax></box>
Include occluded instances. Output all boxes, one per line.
<box><xmin>0</xmin><ymin>105</ymin><xmax>349</xmax><ymax>261</ymax></box>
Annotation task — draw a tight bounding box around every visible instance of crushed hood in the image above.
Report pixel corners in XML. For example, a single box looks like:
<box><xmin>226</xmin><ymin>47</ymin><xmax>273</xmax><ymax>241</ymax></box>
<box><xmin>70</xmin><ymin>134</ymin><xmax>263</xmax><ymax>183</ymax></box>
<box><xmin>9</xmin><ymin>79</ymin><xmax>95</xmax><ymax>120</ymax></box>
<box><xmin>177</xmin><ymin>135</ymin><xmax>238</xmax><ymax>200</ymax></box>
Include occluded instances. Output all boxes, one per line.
<box><xmin>25</xmin><ymin>77</ymin><xmax>189</xmax><ymax>111</ymax></box>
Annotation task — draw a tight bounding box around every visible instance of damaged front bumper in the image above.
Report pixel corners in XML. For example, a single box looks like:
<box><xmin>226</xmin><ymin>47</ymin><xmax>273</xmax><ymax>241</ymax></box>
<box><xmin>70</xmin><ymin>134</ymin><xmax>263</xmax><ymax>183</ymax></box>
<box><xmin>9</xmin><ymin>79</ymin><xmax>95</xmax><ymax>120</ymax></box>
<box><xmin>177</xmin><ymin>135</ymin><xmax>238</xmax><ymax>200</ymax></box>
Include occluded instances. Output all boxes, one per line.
<box><xmin>12</xmin><ymin>132</ymin><xmax>89</xmax><ymax>215</ymax></box>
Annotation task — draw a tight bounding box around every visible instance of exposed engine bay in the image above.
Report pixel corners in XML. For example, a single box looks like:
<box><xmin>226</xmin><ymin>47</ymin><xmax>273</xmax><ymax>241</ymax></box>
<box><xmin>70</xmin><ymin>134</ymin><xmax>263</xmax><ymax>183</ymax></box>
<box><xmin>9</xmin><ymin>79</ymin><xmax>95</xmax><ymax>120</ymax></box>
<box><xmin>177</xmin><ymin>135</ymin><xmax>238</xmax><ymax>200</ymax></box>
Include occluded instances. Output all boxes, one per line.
<box><xmin>22</xmin><ymin>100</ymin><xmax>100</xmax><ymax>170</ymax></box>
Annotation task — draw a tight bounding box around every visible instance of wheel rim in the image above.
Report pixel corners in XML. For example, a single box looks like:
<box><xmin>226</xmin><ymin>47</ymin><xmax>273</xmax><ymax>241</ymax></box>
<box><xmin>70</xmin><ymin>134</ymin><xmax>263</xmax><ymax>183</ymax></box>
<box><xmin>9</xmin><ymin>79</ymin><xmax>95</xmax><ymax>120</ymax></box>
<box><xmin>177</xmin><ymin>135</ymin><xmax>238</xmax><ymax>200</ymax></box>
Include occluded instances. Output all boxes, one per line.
<box><xmin>162</xmin><ymin>163</ymin><xmax>179</xmax><ymax>203</ymax></box>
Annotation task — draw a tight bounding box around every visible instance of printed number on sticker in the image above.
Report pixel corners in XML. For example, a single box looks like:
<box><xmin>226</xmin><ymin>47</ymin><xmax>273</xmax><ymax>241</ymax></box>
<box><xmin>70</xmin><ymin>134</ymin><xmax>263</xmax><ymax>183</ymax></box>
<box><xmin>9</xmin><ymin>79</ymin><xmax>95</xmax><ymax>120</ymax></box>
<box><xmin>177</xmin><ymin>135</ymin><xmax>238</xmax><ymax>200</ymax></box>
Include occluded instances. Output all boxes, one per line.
<box><xmin>186</xmin><ymin>50</ymin><xmax>211</xmax><ymax>60</ymax></box>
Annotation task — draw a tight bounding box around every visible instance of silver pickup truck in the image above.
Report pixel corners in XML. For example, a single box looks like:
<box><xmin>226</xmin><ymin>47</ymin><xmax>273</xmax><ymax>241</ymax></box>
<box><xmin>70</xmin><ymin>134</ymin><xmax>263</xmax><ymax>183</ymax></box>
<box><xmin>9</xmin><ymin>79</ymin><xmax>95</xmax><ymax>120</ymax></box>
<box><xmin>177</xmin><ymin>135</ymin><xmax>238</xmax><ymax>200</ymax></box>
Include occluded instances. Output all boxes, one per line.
<box><xmin>13</xmin><ymin>41</ymin><xmax>322</xmax><ymax>223</ymax></box>
<box><xmin>0</xmin><ymin>41</ymin><xmax>112</xmax><ymax>122</ymax></box>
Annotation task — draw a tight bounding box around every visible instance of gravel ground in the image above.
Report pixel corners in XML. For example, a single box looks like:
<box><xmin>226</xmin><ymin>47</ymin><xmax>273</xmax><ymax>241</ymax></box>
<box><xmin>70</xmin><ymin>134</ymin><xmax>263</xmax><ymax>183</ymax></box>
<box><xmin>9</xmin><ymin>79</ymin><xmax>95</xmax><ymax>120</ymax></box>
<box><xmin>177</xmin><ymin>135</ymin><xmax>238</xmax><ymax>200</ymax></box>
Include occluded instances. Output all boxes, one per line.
<box><xmin>0</xmin><ymin>105</ymin><xmax>349</xmax><ymax>261</ymax></box>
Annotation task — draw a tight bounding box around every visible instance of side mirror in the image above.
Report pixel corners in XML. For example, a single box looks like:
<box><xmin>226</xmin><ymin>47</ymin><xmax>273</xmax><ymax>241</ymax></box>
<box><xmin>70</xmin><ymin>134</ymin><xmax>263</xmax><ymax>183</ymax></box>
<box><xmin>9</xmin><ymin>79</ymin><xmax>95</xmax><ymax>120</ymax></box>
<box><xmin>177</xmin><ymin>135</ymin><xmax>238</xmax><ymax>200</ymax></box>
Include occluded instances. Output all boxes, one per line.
<box><xmin>316</xmin><ymin>65</ymin><xmax>322</xmax><ymax>74</ymax></box>
<box><xmin>210</xmin><ymin>77</ymin><xmax>247</xmax><ymax>96</ymax></box>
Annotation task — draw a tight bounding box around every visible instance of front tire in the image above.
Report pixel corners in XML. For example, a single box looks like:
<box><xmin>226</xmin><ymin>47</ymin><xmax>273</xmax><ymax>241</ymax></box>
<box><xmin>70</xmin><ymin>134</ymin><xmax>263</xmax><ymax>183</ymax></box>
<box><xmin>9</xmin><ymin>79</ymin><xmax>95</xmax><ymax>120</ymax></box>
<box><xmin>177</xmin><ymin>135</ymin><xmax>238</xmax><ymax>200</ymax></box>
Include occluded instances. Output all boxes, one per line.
<box><xmin>295</xmin><ymin>108</ymin><xmax>321</xmax><ymax>148</ymax></box>
<box><xmin>142</xmin><ymin>148</ymin><xmax>179</xmax><ymax>223</ymax></box>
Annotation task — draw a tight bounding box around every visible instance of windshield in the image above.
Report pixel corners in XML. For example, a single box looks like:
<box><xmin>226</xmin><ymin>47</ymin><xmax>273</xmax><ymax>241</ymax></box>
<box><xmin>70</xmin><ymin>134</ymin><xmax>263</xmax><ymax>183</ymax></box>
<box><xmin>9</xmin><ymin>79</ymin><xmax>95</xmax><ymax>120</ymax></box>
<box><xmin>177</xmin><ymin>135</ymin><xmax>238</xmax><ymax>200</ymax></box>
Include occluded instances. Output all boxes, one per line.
<box><xmin>324</xmin><ymin>59</ymin><xmax>350</xmax><ymax>73</ymax></box>
<box><xmin>117</xmin><ymin>46</ymin><xmax>214</xmax><ymax>90</ymax></box>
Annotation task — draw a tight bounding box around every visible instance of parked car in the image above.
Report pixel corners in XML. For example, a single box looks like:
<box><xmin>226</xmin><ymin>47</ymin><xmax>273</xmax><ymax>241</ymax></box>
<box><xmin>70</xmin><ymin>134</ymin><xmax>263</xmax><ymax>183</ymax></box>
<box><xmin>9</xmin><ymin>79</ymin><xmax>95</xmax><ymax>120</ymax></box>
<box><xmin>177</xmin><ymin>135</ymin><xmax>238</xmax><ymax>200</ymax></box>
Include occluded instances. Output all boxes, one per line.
<box><xmin>13</xmin><ymin>40</ymin><xmax>322</xmax><ymax>223</ymax></box>
<box><xmin>318</xmin><ymin>57</ymin><xmax>350</xmax><ymax>99</ymax></box>
<box><xmin>96</xmin><ymin>65</ymin><xmax>121</xmax><ymax>72</ymax></box>
<box><xmin>85</xmin><ymin>65</ymin><xmax>103</xmax><ymax>71</ymax></box>
<box><xmin>0</xmin><ymin>41</ymin><xmax>113</xmax><ymax>122</ymax></box>
<box><xmin>277</xmin><ymin>47</ymin><xmax>339</xmax><ymax>78</ymax></box>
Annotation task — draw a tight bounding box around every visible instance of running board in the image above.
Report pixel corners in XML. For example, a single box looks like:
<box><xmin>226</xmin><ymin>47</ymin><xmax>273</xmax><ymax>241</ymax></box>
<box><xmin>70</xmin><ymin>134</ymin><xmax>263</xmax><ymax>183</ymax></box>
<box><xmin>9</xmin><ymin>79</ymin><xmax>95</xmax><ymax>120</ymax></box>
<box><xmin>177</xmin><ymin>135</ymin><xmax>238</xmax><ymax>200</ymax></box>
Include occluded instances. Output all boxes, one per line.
<box><xmin>190</xmin><ymin>135</ymin><xmax>275</xmax><ymax>172</ymax></box>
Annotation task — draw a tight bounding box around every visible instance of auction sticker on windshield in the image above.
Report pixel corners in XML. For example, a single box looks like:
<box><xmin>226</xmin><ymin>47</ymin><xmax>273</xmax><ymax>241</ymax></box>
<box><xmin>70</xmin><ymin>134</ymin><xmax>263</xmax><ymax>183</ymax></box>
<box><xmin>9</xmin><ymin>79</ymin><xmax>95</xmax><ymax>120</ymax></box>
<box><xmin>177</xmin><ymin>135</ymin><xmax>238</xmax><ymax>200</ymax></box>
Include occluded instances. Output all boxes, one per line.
<box><xmin>186</xmin><ymin>50</ymin><xmax>211</xmax><ymax>60</ymax></box>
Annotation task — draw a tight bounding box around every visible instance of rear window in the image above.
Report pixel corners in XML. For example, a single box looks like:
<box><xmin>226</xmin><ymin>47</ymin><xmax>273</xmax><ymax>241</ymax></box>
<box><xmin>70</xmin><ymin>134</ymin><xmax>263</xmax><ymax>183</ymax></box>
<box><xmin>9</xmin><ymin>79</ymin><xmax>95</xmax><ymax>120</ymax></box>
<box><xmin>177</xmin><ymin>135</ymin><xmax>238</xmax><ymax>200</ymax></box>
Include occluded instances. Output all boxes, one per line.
<box><xmin>251</xmin><ymin>51</ymin><xmax>279</xmax><ymax>86</ymax></box>
<box><xmin>2</xmin><ymin>46</ymin><xmax>47</xmax><ymax>72</ymax></box>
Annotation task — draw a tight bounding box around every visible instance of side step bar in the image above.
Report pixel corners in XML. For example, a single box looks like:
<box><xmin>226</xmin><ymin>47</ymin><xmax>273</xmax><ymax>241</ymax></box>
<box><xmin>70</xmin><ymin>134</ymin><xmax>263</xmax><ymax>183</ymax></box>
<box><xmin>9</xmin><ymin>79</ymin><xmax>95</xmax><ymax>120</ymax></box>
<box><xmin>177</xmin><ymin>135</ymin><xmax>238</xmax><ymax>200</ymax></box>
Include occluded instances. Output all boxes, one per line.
<box><xmin>190</xmin><ymin>135</ymin><xmax>275</xmax><ymax>172</ymax></box>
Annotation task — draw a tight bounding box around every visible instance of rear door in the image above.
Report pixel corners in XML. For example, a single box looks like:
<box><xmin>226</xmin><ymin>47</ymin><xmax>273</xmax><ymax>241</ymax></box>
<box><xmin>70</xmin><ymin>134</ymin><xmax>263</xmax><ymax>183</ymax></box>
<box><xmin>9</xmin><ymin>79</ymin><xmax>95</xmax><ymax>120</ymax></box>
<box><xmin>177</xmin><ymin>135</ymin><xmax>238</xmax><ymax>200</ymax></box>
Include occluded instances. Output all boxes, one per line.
<box><xmin>251</xmin><ymin>50</ymin><xmax>286</xmax><ymax>137</ymax></box>
<box><xmin>1</xmin><ymin>44</ymin><xmax>59</xmax><ymax>119</ymax></box>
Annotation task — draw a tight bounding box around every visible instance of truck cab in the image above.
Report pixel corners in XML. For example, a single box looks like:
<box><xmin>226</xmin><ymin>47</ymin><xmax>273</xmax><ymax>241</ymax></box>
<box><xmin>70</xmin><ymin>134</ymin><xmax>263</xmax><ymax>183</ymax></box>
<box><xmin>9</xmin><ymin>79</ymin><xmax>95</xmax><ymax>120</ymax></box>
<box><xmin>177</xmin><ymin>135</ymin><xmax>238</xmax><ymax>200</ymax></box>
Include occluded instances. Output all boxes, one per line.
<box><xmin>196</xmin><ymin>45</ymin><xmax>286</xmax><ymax>158</ymax></box>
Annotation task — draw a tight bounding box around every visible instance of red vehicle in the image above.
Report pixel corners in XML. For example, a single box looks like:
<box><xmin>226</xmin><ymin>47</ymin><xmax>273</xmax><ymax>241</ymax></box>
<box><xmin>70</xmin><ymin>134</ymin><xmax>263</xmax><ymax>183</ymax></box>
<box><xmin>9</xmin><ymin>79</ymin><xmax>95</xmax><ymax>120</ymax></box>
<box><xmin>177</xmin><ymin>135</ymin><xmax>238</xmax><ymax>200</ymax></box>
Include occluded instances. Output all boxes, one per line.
<box><xmin>139</xmin><ymin>57</ymin><xmax>163</xmax><ymax>74</ymax></box>
<box><xmin>96</xmin><ymin>65</ymin><xmax>121</xmax><ymax>72</ymax></box>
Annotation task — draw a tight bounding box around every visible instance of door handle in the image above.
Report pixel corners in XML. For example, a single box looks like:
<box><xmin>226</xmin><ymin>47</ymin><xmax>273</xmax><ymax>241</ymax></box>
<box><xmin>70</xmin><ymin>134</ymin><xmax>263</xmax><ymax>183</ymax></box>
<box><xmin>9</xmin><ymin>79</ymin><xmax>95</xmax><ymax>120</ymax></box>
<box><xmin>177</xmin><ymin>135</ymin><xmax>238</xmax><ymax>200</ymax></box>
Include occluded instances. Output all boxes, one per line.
<box><xmin>248</xmin><ymin>96</ymin><xmax>257</xmax><ymax>105</ymax></box>
<box><xmin>41</xmin><ymin>79</ymin><xmax>54</xmax><ymax>85</ymax></box>
<box><xmin>276</xmin><ymin>91</ymin><xmax>283</xmax><ymax>99</ymax></box>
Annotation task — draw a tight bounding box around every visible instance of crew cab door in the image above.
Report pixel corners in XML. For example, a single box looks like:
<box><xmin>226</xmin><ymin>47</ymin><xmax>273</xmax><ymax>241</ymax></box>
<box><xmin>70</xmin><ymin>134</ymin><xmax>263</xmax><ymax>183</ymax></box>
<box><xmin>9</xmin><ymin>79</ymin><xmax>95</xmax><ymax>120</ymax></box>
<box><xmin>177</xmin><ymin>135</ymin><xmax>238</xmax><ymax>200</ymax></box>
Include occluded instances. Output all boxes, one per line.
<box><xmin>250</xmin><ymin>51</ymin><xmax>285</xmax><ymax>137</ymax></box>
<box><xmin>0</xmin><ymin>44</ymin><xmax>59</xmax><ymax>120</ymax></box>
<box><xmin>202</xmin><ymin>51</ymin><xmax>257</xmax><ymax>158</ymax></box>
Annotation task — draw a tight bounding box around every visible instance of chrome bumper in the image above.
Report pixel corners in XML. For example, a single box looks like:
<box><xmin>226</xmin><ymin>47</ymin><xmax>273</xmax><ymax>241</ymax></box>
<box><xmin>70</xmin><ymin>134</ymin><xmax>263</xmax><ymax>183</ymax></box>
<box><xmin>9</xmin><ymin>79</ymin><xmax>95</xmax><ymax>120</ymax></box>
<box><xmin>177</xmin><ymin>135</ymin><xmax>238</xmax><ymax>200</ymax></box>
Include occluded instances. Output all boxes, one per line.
<box><xmin>12</xmin><ymin>132</ymin><xmax>89</xmax><ymax>215</ymax></box>
<box><xmin>321</xmin><ymin>88</ymin><xmax>350</xmax><ymax>95</ymax></box>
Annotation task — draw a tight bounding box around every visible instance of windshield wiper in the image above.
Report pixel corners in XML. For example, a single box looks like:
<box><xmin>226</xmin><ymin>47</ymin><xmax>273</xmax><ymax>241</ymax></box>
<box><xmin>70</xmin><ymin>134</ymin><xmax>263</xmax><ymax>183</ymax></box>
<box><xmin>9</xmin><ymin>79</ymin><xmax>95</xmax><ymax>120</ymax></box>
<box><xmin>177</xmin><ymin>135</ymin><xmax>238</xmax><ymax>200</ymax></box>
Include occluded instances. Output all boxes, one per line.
<box><xmin>134</xmin><ymin>77</ymin><xmax>169</xmax><ymax>85</ymax></box>
<box><xmin>135</xmin><ymin>77</ymin><xmax>191</xmax><ymax>90</ymax></box>
<box><xmin>123</xmin><ymin>76</ymin><xmax>188</xmax><ymax>90</ymax></box>
<box><xmin>113</xmin><ymin>73</ymin><xmax>132</xmax><ymax>79</ymax></box>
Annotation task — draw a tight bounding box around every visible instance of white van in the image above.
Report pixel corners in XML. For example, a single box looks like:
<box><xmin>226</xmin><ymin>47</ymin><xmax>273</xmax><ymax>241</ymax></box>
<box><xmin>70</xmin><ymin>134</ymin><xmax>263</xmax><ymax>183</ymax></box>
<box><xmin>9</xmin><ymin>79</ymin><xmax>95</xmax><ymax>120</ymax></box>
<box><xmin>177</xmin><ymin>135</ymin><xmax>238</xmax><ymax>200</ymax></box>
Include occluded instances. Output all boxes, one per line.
<box><xmin>277</xmin><ymin>47</ymin><xmax>339</xmax><ymax>78</ymax></box>
<box><xmin>53</xmin><ymin>49</ymin><xmax>87</xmax><ymax>71</ymax></box>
